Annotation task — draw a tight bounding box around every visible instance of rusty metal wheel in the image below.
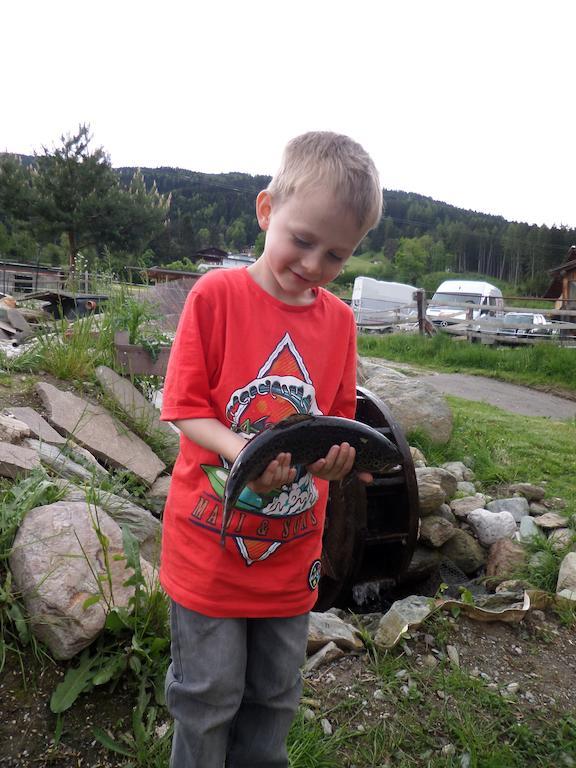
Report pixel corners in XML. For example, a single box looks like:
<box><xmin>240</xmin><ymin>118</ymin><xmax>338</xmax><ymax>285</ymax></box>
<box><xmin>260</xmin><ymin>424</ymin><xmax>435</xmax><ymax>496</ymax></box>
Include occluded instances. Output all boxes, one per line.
<box><xmin>316</xmin><ymin>386</ymin><xmax>419</xmax><ymax>611</ymax></box>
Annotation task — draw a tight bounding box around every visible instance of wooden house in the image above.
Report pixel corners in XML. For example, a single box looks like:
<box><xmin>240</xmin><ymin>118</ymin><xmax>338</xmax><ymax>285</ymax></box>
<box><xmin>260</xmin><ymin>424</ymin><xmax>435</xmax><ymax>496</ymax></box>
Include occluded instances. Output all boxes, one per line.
<box><xmin>544</xmin><ymin>245</ymin><xmax>576</xmax><ymax>310</ymax></box>
<box><xmin>544</xmin><ymin>245</ymin><xmax>576</xmax><ymax>336</ymax></box>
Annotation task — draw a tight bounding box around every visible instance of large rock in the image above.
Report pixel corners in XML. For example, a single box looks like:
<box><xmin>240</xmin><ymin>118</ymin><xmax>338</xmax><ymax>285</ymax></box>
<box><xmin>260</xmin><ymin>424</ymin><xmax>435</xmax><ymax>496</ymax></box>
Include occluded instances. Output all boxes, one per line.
<box><xmin>54</xmin><ymin>480</ymin><xmax>162</xmax><ymax>564</ymax></box>
<box><xmin>533</xmin><ymin>512</ymin><xmax>570</xmax><ymax>530</ymax></box>
<box><xmin>24</xmin><ymin>438</ymin><xmax>108</xmax><ymax>483</ymax></box>
<box><xmin>362</xmin><ymin>363</ymin><xmax>453</xmax><ymax>444</ymax></box>
<box><xmin>95</xmin><ymin>366</ymin><xmax>180</xmax><ymax>463</ymax></box>
<box><xmin>415</xmin><ymin>467</ymin><xmax>458</xmax><ymax>515</ymax></box>
<box><xmin>506</xmin><ymin>483</ymin><xmax>546</xmax><ymax>502</ymax></box>
<box><xmin>418</xmin><ymin>515</ymin><xmax>456</xmax><ymax>548</ymax></box>
<box><xmin>450</xmin><ymin>494</ymin><xmax>488</xmax><ymax>520</ymax></box>
<box><xmin>486</xmin><ymin>497</ymin><xmax>530</xmax><ymax>523</ymax></box>
<box><xmin>9</xmin><ymin>406</ymin><xmax>66</xmax><ymax>445</ymax></box>
<box><xmin>548</xmin><ymin>528</ymin><xmax>575</xmax><ymax>553</ymax></box>
<box><xmin>440</xmin><ymin>461</ymin><xmax>474</xmax><ymax>482</ymax></box>
<box><xmin>36</xmin><ymin>382</ymin><xmax>165</xmax><ymax>485</ymax></box>
<box><xmin>0</xmin><ymin>440</ymin><xmax>41</xmax><ymax>478</ymax></box>
<box><xmin>556</xmin><ymin>552</ymin><xmax>576</xmax><ymax>602</ymax></box>
<box><xmin>9</xmin><ymin>500</ymin><xmax>155</xmax><ymax>660</ymax></box>
<box><xmin>439</xmin><ymin>529</ymin><xmax>486</xmax><ymax>575</ymax></box>
<box><xmin>417</xmin><ymin>467</ymin><xmax>458</xmax><ymax>498</ymax></box>
<box><xmin>486</xmin><ymin>538</ymin><xmax>526</xmax><ymax>579</ymax></box>
<box><xmin>466</xmin><ymin>509</ymin><xmax>517</xmax><ymax>547</ymax></box>
<box><xmin>0</xmin><ymin>413</ymin><xmax>30</xmax><ymax>442</ymax></box>
<box><xmin>400</xmin><ymin>546</ymin><xmax>441</xmax><ymax>583</ymax></box>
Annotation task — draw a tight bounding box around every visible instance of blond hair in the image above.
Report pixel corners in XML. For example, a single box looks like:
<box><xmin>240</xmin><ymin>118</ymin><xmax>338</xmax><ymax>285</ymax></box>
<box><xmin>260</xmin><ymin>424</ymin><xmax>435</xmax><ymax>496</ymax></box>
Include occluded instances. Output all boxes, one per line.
<box><xmin>267</xmin><ymin>131</ymin><xmax>383</xmax><ymax>231</ymax></box>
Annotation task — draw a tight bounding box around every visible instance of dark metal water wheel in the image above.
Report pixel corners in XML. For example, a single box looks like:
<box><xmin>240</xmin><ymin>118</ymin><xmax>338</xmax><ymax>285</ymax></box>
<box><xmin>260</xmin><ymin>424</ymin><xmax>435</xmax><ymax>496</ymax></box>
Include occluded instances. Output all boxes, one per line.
<box><xmin>315</xmin><ymin>386</ymin><xmax>420</xmax><ymax>611</ymax></box>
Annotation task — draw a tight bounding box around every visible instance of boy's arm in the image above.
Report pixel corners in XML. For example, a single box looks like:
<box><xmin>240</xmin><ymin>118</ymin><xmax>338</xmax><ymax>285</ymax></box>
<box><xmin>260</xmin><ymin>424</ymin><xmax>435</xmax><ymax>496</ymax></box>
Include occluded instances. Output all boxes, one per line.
<box><xmin>172</xmin><ymin>418</ymin><xmax>297</xmax><ymax>494</ymax></box>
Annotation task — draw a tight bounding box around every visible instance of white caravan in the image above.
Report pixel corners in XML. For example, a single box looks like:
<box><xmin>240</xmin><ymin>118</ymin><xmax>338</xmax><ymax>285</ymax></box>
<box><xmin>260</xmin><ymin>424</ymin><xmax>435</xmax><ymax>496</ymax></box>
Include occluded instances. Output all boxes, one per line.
<box><xmin>426</xmin><ymin>279</ymin><xmax>504</xmax><ymax>326</ymax></box>
<box><xmin>351</xmin><ymin>277</ymin><xmax>419</xmax><ymax>328</ymax></box>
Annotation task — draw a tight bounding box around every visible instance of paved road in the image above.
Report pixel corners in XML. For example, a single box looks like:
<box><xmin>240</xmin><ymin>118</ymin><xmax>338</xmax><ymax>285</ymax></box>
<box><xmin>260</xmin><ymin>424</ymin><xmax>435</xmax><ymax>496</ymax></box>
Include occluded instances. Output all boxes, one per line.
<box><xmin>419</xmin><ymin>373</ymin><xmax>576</xmax><ymax>421</ymax></box>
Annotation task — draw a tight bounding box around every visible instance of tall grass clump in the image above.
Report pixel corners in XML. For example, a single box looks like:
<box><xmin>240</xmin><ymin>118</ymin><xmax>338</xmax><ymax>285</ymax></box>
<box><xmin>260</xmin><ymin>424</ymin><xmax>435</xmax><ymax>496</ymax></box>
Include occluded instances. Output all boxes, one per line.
<box><xmin>4</xmin><ymin>285</ymin><xmax>170</xmax><ymax>385</ymax></box>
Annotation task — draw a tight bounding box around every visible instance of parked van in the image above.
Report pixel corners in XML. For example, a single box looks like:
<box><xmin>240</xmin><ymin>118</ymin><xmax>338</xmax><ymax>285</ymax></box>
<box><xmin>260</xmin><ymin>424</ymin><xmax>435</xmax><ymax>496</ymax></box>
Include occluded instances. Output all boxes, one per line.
<box><xmin>351</xmin><ymin>277</ymin><xmax>419</xmax><ymax>328</ymax></box>
<box><xmin>426</xmin><ymin>279</ymin><xmax>504</xmax><ymax>326</ymax></box>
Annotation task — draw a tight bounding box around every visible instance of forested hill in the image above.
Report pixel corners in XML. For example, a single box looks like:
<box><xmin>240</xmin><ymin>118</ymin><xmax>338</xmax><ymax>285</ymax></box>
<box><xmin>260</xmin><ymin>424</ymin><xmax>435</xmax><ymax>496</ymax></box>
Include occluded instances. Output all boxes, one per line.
<box><xmin>117</xmin><ymin>165</ymin><xmax>575</xmax><ymax>292</ymax></box>
<box><xmin>4</xmin><ymin>152</ymin><xmax>575</xmax><ymax>292</ymax></box>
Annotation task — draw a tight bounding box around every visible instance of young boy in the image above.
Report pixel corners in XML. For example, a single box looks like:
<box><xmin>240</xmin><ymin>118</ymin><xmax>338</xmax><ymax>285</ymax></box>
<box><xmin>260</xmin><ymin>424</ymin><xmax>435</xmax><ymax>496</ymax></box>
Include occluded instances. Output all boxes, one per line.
<box><xmin>160</xmin><ymin>131</ymin><xmax>383</xmax><ymax>767</ymax></box>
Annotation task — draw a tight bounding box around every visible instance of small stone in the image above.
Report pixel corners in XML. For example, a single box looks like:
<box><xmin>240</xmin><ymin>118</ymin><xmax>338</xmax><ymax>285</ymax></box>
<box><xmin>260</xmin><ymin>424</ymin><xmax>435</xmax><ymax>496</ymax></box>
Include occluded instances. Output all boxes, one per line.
<box><xmin>320</xmin><ymin>718</ymin><xmax>333</xmax><ymax>736</ymax></box>
<box><xmin>507</xmin><ymin>483</ymin><xmax>546</xmax><ymax>502</ymax></box>
<box><xmin>373</xmin><ymin>689</ymin><xmax>385</xmax><ymax>701</ymax></box>
<box><xmin>446</xmin><ymin>645</ymin><xmax>460</xmax><ymax>668</ymax></box>
<box><xmin>422</xmin><ymin>654</ymin><xmax>438</xmax><ymax>669</ymax></box>
<box><xmin>533</xmin><ymin>512</ymin><xmax>569</xmax><ymax>530</ymax></box>
<box><xmin>529</xmin><ymin>502</ymin><xmax>548</xmax><ymax>516</ymax></box>
<box><xmin>441</xmin><ymin>744</ymin><xmax>456</xmax><ymax>757</ymax></box>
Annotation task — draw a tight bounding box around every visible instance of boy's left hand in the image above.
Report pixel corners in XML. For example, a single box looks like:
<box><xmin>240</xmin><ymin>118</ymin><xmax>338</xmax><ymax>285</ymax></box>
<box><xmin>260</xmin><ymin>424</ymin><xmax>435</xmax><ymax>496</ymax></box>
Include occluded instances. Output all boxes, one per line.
<box><xmin>306</xmin><ymin>443</ymin><xmax>373</xmax><ymax>484</ymax></box>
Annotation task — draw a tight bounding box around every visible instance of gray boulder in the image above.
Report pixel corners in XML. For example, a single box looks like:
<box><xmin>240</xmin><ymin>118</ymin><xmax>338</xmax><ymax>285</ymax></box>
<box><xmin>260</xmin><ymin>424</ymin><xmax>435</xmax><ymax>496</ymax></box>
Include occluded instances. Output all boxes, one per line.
<box><xmin>450</xmin><ymin>494</ymin><xmax>488</xmax><ymax>519</ymax></box>
<box><xmin>439</xmin><ymin>529</ymin><xmax>486</xmax><ymax>575</ymax></box>
<box><xmin>36</xmin><ymin>382</ymin><xmax>165</xmax><ymax>485</ymax></box>
<box><xmin>416</xmin><ymin>467</ymin><xmax>458</xmax><ymax>515</ymax></box>
<box><xmin>95</xmin><ymin>366</ymin><xmax>180</xmax><ymax>462</ymax></box>
<box><xmin>418</xmin><ymin>515</ymin><xmax>456</xmax><ymax>548</ymax></box>
<box><xmin>486</xmin><ymin>497</ymin><xmax>530</xmax><ymax>523</ymax></box>
<box><xmin>0</xmin><ymin>440</ymin><xmax>41</xmax><ymax>478</ymax></box>
<box><xmin>0</xmin><ymin>413</ymin><xmax>30</xmax><ymax>442</ymax></box>
<box><xmin>54</xmin><ymin>480</ymin><xmax>161</xmax><ymax>564</ymax></box>
<box><xmin>466</xmin><ymin>509</ymin><xmax>517</xmax><ymax>547</ymax></box>
<box><xmin>441</xmin><ymin>461</ymin><xmax>474</xmax><ymax>482</ymax></box>
<box><xmin>362</xmin><ymin>363</ymin><xmax>453</xmax><ymax>444</ymax></box>
<box><xmin>8</xmin><ymin>406</ymin><xmax>66</xmax><ymax>445</ymax></box>
<box><xmin>557</xmin><ymin>552</ymin><xmax>576</xmax><ymax>602</ymax></box>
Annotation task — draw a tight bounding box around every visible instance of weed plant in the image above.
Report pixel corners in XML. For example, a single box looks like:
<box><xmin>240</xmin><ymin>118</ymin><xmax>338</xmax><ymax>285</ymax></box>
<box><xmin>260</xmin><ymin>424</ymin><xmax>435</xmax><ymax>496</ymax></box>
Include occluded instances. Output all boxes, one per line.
<box><xmin>515</xmin><ymin>534</ymin><xmax>576</xmax><ymax>593</ymax></box>
<box><xmin>50</xmin><ymin>524</ymin><xmax>170</xmax><ymax>715</ymax></box>
<box><xmin>358</xmin><ymin>332</ymin><xmax>576</xmax><ymax>394</ymax></box>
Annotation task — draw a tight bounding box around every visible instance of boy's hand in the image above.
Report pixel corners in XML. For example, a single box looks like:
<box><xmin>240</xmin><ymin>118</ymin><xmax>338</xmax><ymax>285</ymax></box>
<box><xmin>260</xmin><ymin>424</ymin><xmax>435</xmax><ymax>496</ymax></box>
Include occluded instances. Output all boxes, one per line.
<box><xmin>307</xmin><ymin>443</ymin><xmax>373</xmax><ymax>484</ymax></box>
<box><xmin>247</xmin><ymin>452</ymin><xmax>297</xmax><ymax>496</ymax></box>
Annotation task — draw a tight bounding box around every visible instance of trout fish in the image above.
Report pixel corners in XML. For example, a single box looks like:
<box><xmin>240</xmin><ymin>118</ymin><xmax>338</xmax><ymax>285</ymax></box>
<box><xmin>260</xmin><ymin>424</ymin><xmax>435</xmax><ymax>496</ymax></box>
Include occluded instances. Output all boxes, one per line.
<box><xmin>220</xmin><ymin>414</ymin><xmax>402</xmax><ymax>544</ymax></box>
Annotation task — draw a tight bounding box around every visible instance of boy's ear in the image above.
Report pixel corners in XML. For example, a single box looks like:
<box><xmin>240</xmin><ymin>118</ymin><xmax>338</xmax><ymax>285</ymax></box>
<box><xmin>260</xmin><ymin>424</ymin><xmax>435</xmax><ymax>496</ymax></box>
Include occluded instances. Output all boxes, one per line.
<box><xmin>256</xmin><ymin>190</ymin><xmax>272</xmax><ymax>230</ymax></box>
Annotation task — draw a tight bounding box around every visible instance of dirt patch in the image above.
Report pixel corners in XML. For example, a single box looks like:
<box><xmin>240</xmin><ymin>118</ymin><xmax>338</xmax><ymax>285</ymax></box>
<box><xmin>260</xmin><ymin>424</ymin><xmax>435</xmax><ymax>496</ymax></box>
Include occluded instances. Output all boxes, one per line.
<box><xmin>1</xmin><ymin>608</ymin><xmax>574</xmax><ymax>767</ymax></box>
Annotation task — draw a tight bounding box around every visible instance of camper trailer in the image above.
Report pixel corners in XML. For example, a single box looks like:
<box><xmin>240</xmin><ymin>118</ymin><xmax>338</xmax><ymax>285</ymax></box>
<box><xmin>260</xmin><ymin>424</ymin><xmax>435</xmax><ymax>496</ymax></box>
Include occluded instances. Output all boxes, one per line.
<box><xmin>351</xmin><ymin>277</ymin><xmax>419</xmax><ymax>328</ymax></box>
<box><xmin>426</xmin><ymin>279</ymin><xmax>503</xmax><ymax>327</ymax></box>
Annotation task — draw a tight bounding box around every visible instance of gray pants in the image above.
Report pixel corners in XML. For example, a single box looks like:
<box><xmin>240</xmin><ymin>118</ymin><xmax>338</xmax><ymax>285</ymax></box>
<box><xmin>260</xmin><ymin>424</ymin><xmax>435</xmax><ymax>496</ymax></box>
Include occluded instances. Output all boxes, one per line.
<box><xmin>166</xmin><ymin>601</ymin><xmax>310</xmax><ymax>768</ymax></box>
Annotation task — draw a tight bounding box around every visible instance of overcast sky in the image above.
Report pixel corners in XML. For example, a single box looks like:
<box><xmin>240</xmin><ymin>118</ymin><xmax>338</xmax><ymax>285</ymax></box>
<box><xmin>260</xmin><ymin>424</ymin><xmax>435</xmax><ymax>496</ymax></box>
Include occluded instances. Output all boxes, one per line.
<box><xmin>3</xmin><ymin>0</ymin><xmax>575</xmax><ymax>229</ymax></box>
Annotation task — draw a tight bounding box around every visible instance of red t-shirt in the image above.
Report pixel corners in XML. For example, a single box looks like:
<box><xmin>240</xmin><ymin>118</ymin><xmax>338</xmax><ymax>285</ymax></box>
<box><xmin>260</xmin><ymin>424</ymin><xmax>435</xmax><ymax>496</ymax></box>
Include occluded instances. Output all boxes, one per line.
<box><xmin>160</xmin><ymin>267</ymin><xmax>357</xmax><ymax>617</ymax></box>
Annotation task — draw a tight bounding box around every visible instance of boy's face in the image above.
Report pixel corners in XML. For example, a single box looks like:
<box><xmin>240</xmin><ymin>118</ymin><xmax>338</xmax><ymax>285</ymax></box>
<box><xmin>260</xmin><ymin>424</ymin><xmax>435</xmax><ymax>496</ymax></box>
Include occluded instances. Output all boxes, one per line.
<box><xmin>251</xmin><ymin>187</ymin><xmax>368</xmax><ymax>305</ymax></box>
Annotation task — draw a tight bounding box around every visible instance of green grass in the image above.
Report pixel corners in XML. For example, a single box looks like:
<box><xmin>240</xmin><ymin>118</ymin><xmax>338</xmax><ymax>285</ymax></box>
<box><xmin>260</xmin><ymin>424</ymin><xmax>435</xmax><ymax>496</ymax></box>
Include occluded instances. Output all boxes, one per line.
<box><xmin>408</xmin><ymin>397</ymin><xmax>575</xmax><ymax>514</ymax></box>
<box><xmin>358</xmin><ymin>332</ymin><xmax>576</xmax><ymax>395</ymax></box>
